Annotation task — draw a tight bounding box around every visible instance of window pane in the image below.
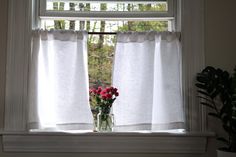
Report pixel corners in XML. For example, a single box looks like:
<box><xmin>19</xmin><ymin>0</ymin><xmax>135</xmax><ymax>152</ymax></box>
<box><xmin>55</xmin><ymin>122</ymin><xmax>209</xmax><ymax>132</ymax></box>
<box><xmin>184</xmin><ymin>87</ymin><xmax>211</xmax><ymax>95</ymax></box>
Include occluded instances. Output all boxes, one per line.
<box><xmin>88</xmin><ymin>34</ymin><xmax>115</xmax><ymax>87</ymax></box>
<box><xmin>46</xmin><ymin>1</ymin><xmax>168</xmax><ymax>12</ymax></box>
<box><xmin>41</xmin><ymin>20</ymin><xmax>169</xmax><ymax>32</ymax></box>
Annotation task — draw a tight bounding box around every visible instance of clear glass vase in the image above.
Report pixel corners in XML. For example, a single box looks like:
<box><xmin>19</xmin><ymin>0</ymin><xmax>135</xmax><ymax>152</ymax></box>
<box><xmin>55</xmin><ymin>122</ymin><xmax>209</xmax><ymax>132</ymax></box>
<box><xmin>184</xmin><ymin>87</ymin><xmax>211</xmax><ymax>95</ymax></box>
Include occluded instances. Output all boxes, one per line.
<box><xmin>91</xmin><ymin>108</ymin><xmax>99</xmax><ymax>131</ymax></box>
<box><xmin>96</xmin><ymin>110</ymin><xmax>114</xmax><ymax>132</ymax></box>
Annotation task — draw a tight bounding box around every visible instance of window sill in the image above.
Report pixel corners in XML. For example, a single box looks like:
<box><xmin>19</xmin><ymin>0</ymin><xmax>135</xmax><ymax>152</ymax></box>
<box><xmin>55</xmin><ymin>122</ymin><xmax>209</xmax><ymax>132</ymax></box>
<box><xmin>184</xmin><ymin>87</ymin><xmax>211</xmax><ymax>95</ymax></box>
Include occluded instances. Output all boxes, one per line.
<box><xmin>1</xmin><ymin>131</ymin><xmax>214</xmax><ymax>153</ymax></box>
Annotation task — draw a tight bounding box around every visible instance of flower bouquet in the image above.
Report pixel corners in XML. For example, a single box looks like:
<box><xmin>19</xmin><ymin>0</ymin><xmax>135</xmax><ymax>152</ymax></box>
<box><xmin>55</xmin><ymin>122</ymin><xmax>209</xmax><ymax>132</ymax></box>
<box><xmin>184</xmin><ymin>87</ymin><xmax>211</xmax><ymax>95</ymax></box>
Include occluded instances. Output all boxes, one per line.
<box><xmin>89</xmin><ymin>86</ymin><xmax>119</xmax><ymax>132</ymax></box>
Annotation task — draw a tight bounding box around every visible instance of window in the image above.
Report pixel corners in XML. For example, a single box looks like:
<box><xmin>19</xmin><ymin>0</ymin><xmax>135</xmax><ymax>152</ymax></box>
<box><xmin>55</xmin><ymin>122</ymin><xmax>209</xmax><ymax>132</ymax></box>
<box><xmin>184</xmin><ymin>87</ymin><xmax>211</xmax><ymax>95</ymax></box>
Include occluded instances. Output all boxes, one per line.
<box><xmin>39</xmin><ymin>0</ymin><xmax>175</xmax><ymax>87</ymax></box>
<box><xmin>30</xmin><ymin>0</ymin><xmax>183</xmax><ymax>132</ymax></box>
<box><xmin>3</xmin><ymin>0</ymin><xmax>209</xmax><ymax>153</ymax></box>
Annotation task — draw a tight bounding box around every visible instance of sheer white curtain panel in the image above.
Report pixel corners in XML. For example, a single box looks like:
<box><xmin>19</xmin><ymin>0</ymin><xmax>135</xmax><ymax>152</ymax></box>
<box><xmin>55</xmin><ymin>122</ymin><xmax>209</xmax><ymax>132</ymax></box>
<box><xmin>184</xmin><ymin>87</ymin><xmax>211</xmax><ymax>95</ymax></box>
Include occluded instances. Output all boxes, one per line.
<box><xmin>28</xmin><ymin>30</ymin><xmax>93</xmax><ymax>131</ymax></box>
<box><xmin>112</xmin><ymin>32</ymin><xmax>185</xmax><ymax>131</ymax></box>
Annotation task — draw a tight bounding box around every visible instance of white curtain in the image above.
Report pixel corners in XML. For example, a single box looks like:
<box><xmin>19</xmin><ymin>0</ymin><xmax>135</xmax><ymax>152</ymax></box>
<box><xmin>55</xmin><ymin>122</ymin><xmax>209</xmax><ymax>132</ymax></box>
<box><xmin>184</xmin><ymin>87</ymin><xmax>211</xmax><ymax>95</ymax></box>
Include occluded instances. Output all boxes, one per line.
<box><xmin>28</xmin><ymin>30</ymin><xmax>93</xmax><ymax>131</ymax></box>
<box><xmin>112</xmin><ymin>32</ymin><xmax>185</xmax><ymax>131</ymax></box>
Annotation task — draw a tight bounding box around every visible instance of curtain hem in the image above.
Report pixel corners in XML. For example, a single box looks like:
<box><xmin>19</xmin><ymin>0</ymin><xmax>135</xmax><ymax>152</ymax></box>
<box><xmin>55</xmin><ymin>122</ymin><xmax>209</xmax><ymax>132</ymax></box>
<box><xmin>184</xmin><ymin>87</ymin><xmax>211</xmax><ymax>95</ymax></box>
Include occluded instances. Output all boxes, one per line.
<box><xmin>114</xmin><ymin>122</ymin><xmax>185</xmax><ymax>132</ymax></box>
<box><xmin>27</xmin><ymin>122</ymin><xmax>94</xmax><ymax>131</ymax></box>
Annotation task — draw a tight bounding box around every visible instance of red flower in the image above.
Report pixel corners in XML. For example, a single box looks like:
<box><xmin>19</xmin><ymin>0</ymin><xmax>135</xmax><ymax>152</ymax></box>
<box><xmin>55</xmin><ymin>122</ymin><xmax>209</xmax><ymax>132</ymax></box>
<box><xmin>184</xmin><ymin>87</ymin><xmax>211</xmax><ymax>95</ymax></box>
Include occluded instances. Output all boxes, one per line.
<box><xmin>89</xmin><ymin>86</ymin><xmax>119</xmax><ymax>109</ymax></box>
<box><xmin>106</xmin><ymin>87</ymin><xmax>111</xmax><ymax>93</ymax></box>
<box><xmin>107</xmin><ymin>94</ymin><xmax>112</xmax><ymax>99</ymax></box>
<box><xmin>113</xmin><ymin>88</ymin><xmax>118</xmax><ymax>93</ymax></box>
<box><xmin>100</xmin><ymin>89</ymin><xmax>107</xmax><ymax>95</ymax></box>
<box><xmin>97</xmin><ymin>87</ymin><xmax>102</xmax><ymax>94</ymax></box>
<box><xmin>102</xmin><ymin>94</ymin><xmax>107</xmax><ymax>99</ymax></box>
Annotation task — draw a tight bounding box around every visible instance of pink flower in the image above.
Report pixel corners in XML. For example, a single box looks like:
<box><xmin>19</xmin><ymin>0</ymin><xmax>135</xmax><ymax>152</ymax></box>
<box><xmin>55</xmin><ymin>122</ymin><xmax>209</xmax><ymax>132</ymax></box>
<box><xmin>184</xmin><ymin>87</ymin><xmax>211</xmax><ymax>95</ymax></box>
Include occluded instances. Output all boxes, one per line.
<box><xmin>89</xmin><ymin>86</ymin><xmax>119</xmax><ymax>109</ymax></box>
<box><xmin>97</xmin><ymin>88</ymin><xmax>102</xmax><ymax>94</ymax></box>
<box><xmin>90</xmin><ymin>88</ymin><xmax>96</xmax><ymax>94</ymax></box>
<box><xmin>106</xmin><ymin>88</ymin><xmax>111</xmax><ymax>93</ymax></box>
<box><xmin>102</xmin><ymin>95</ymin><xmax>107</xmax><ymax>99</ymax></box>
<box><xmin>107</xmin><ymin>94</ymin><xmax>112</xmax><ymax>99</ymax></box>
<box><xmin>100</xmin><ymin>89</ymin><xmax>107</xmax><ymax>95</ymax></box>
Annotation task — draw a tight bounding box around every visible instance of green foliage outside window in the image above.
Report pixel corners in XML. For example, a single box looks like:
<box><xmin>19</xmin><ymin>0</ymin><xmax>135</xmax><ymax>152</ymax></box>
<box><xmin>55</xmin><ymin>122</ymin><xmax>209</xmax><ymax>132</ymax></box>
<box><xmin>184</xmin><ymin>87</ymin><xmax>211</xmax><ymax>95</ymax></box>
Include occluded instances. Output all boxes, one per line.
<box><xmin>49</xmin><ymin>1</ymin><xmax>169</xmax><ymax>88</ymax></box>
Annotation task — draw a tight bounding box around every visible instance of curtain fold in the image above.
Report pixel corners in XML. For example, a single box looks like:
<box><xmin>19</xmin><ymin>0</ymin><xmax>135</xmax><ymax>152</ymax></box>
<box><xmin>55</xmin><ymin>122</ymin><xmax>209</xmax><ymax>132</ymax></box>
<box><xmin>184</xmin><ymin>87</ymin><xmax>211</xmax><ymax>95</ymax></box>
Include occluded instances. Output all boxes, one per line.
<box><xmin>112</xmin><ymin>32</ymin><xmax>185</xmax><ymax>131</ymax></box>
<box><xmin>28</xmin><ymin>30</ymin><xmax>93</xmax><ymax>131</ymax></box>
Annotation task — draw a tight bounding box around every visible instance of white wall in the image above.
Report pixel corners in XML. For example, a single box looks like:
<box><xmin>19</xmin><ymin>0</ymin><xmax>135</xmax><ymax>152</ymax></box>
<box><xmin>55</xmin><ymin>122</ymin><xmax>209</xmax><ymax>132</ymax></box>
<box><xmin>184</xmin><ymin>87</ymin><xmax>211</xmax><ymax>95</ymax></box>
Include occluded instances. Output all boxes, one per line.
<box><xmin>0</xmin><ymin>0</ymin><xmax>236</xmax><ymax>156</ymax></box>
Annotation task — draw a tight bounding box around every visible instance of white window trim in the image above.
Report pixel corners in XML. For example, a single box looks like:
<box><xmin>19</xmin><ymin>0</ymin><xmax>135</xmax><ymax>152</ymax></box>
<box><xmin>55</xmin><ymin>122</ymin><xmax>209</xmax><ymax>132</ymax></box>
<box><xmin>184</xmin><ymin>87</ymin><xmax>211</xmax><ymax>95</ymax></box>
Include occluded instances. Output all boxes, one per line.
<box><xmin>1</xmin><ymin>132</ymin><xmax>214</xmax><ymax>153</ymax></box>
<box><xmin>181</xmin><ymin>0</ymin><xmax>206</xmax><ymax>132</ymax></box>
<box><xmin>39</xmin><ymin>0</ymin><xmax>174</xmax><ymax>20</ymax></box>
<box><xmin>3</xmin><ymin>0</ymin><xmax>211</xmax><ymax>153</ymax></box>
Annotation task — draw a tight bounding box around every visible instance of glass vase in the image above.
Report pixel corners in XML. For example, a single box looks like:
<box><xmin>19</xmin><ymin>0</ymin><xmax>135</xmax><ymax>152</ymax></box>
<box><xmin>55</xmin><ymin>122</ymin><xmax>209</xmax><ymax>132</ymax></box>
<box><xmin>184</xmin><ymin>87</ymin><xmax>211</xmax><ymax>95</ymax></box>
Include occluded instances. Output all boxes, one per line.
<box><xmin>91</xmin><ymin>108</ymin><xmax>99</xmax><ymax>131</ymax></box>
<box><xmin>96</xmin><ymin>110</ymin><xmax>114</xmax><ymax>132</ymax></box>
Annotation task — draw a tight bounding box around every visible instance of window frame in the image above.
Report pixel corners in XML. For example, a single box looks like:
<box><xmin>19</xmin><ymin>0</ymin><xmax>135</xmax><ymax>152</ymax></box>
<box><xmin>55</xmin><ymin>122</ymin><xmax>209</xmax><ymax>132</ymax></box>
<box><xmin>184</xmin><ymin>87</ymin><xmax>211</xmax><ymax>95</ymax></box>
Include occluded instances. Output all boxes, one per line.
<box><xmin>2</xmin><ymin>0</ymin><xmax>211</xmax><ymax>153</ymax></box>
<box><xmin>39</xmin><ymin>1</ymin><xmax>175</xmax><ymax>88</ymax></box>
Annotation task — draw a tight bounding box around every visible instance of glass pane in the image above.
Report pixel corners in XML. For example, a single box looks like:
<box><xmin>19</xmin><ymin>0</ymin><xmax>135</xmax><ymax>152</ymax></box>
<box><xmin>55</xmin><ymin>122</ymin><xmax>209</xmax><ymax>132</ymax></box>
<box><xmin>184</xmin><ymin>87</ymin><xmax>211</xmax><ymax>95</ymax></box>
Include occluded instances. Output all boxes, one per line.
<box><xmin>41</xmin><ymin>19</ymin><xmax>169</xmax><ymax>87</ymax></box>
<box><xmin>46</xmin><ymin>1</ymin><xmax>168</xmax><ymax>12</ymax></box>
<box><xmin>41</xmin><ymin>20</ymin><xmax>169</xmax><ymax>32</ymax></box>
<box><xmin>88</xmin><ymin>34</ymin><xmax>115</xmax><ymax>87</ymax></box>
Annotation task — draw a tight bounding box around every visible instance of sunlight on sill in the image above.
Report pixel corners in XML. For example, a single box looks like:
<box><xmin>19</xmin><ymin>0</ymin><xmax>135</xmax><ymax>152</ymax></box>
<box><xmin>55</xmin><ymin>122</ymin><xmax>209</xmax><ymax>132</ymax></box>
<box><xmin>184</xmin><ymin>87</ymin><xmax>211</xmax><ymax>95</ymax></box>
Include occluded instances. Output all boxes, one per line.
<box><xmin>28</xmin><ymin>129</ymin><xmax>186</xmax><ymax>134</ymax></box>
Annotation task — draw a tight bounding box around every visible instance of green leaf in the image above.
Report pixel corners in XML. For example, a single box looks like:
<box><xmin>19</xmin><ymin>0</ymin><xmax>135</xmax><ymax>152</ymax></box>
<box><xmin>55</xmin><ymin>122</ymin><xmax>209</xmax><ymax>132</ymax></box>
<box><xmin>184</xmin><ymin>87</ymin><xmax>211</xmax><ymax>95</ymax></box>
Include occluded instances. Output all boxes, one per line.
<box><xmin>203</xmin><ymin>66</ymin><xmax>216</xmax><ymax>72</ymax></box>
<box><xmin>195</xmin><ymin>83</ymin><xmax>207</xmax><ymax>90</ymax></box>
<box><xmin>200</xmin><ymin>102</ymin><xmax>214</xmax><ymax>109</ymax></box>
<box><xmin>222</xmin><ymin>71</ymin><xmax>230</xmax><ymax>80</ymax></box>
<box><xmin>196</xmin><ymin>75</ymin><xmax>209</xmax><ymax>83</ymax></box>
<box><xmin>217</xmin><ymin>137</ymin><xmax>230</xmax><ymax>146</ymax></box>
<box><xmin>210</xmin><ymin>89</ymin><xmax>221</xmax><ymax>98</ymax></box>
<box><xmin>222</xmin><ymin>115</ymin><xmax>230</xmax><ymax>124</ymax></box>
<box><xmin>222</xmin><ymin>124</ymin><xmax>231</xmax><ymax>133</ymax></box>
<box><xmin>207</xmin><ymin>86</ymin><xmax>215</xmax><ymax>94</ymax></box>
<box><xmin>208</xmin><ymin>112</ymin><xmax>220</xmax><ymax>119</ymax></box>
<box><xmin>197</xmin><ymin>96</ymin><xmax>213</xmax><ymax>103</ymax></box>
<box><xmin>220</xmin><ymin>104</ymin><xmax>229</xmax><ymax>117</ymax></box>
<box><xmin>197</xmin><ymin>90</ymin><xmax>210</xmax><ymax>97</ymax></box>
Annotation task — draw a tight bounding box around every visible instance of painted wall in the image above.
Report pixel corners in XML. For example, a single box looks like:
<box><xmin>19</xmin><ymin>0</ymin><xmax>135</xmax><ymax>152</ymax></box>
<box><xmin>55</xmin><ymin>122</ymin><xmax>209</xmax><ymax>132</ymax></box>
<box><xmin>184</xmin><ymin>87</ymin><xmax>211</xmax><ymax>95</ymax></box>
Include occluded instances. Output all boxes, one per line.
<box><xmin>0</xmin><ymin>0</ymin><xmax>7</xmax><ymax>130</ymax></box>
<box><xmin>205</xmin><ymin>0</ymin><xmax>236</xmax><ymax>72</ymax></box>
<box><xmin>0</xmin><ymin>0</ymin><xmax>236</xmax><ymax>156</ymax></box>
<box><xmin>204</xmin><ymin>0</ymin><xmax>236</xmax><ymax>156</ymax></box>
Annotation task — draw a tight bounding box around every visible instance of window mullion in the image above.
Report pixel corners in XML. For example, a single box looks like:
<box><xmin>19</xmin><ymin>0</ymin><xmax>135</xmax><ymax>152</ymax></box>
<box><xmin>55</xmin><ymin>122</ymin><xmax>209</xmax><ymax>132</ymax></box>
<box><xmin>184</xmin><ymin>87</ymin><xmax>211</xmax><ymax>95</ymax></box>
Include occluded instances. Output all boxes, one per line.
<box><xmin>40</xmin><ymin>11</ymin><xmax>174</xmax><ymax>20</ymax></box>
